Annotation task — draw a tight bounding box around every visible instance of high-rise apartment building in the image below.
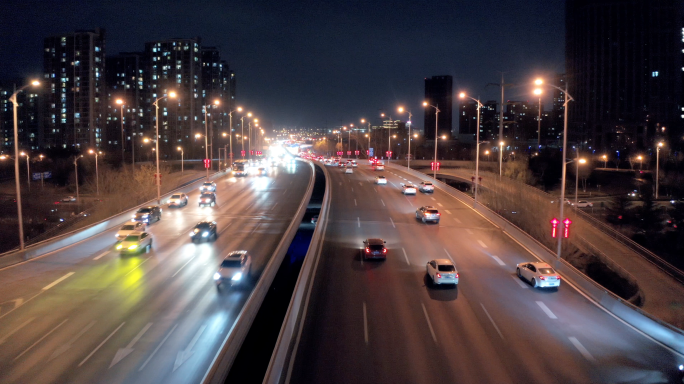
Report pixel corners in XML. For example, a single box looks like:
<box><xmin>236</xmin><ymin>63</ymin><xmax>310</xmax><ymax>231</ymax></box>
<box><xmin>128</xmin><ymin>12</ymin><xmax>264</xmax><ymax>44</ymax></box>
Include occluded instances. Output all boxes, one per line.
<box><xmin>0</xmin><ymin>80</ymin><xmax>42</xmax><ymax>150</ymax></box>
<box><xmin>201</xmin><ymin>47</ymin><xmax>233</xmax><ymax>159</ymax></box>
<box><xmin>566</xmin><ymin>0</ymin><xmax>683</xmax><ymax>150</ymax></box>
<box><xmin>105</xmin><ymin>52</ymin><xmax>145</xmax><ymax>157</ymax></box>
<box><xmin>423</xmin><ymin>76</ymin><xmax>453</xmax><ymax>140</ymax></box>
<box><xmin>43</xmin><ymin>28</ymin><xmax>106</xmax><ymax>149</ymax></box>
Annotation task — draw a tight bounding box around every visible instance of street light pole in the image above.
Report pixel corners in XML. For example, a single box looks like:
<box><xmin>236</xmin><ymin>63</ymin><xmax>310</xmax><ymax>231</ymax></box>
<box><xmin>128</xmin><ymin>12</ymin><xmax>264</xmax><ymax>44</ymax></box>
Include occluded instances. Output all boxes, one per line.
<box><xmin>89</xmin><ymin>150</ymin><xmax>100</xmax><ymax>196</ymax></box>
<box><xmin>460</xmin><ymin>93</ymin><xmax>483</xmax><ymax>205</ymax></box>
<box><xmin>116</xmin><ymin>99</ymin><xmax>125</xmax><ymax>163</ymax></box>
<box><xmin>228</xmin><ymin>107</ymin><xmax>242</xmax><ymax>165</ymax></box>
<box><xmin>574</xmin><ymin>156</ymin><xmax>586</xmax><ymax>206</ymax></box>
<box><xmin>21</xmin><ymin>153</ymin><xmax>30</xmax><ymax>192</ymax></box>
<box><xmin>534</xmin><ymin>89</ymin><xmax>542</xmax><ymax>149</ymax></box>
<box><xmin>499</xmin><ymin>141</ymin><xmax>504</xmax><ymax>179</ymax></box>
<box><xmin>74</xmin><ymin>156</ymin><xmax>81</xmax><ymax>205</ymax></box>
<box><xmin>656</xmin><ymin>142</ymin><xmax>664</xmax><ymax>198</ymax></box>
<box><xmin>177</xmin><ymin>147</ymin><xmax>183</xmax><ymax>175</ymax></box>
<box><xmin>423</xmin><ymin>102</ymin><xmax>440</xmax><ymax>179</ymax></box>
<box><xmin>153</xmin><ymin>91</ymin><xmax>177</xmax><ymax>204</ymax></box>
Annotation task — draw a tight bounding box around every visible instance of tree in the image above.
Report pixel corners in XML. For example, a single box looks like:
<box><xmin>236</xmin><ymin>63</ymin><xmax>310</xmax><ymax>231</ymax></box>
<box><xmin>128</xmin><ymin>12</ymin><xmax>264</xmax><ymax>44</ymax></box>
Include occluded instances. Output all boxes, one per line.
<box><xmin>636</xmin><ymin>190</ymin><xmax>663</xmax><ymax>234</ymax></box>
<box><xmin>606</xmin><ymin>194</ymin><xmax>631</xmax><ymax>227</ymax></box>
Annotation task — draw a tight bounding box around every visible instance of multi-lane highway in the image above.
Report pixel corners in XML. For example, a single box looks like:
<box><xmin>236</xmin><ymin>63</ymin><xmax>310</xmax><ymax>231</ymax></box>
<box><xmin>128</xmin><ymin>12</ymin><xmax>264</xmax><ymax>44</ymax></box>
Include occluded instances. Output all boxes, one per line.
<box><xmin>0</xmin><ymin>161</ymin><xmax>311</xmax><ymax>384</ymax></box>
<box><xmin>290</xmin><ymin>161</ymin><xmax>681</xmax><ymax>383</ymax></box>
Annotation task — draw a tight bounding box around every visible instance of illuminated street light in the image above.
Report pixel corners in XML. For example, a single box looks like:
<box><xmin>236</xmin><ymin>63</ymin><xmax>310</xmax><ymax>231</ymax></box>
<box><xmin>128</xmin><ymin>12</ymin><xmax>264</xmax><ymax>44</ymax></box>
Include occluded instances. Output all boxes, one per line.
<box><xmin>203</xmin><ymin>99</ymin><xmax>220</xmax><ymax>176</ymax></box>
<box><xmin>152</xmin><ymin>91</ymin><xmax>177</xmax><ymax>204</ymax></box>
<box><xmin>533</xmin><ymin>88</ymin><xmax>542</xmax><ymax>149</ymax></box>
<box><xmin>398</xmin><ymin>106</ymin><xmax>413</xmax><ymax>169</ymax></box>
<box><xmin>656</xmin><ymin>142</ymin><xmax>664</xmax><ymax>198</ymax></box>
<box><xmin>602</xmin><ymin>154</ymin><xmax>608</xmax><ymax>168</ymax></box>
<box><xmin>177</xmin><ymin>146</ymin><xmax>184</xmax><ymax>175</ymax></box>
<box><xmin>460</xmin><ymin>92</ymin><xmax>485</xmax><ymax>205</ymax></box>
<box><xmin>115</xmin><ymin>98</ymin><xmax>126</xmax><ymax>163</ymax></box>
<box><xmin>423</xmin><ymin>101</ymin><xmax>440</xmax><ymax>179</ymax></box>
<box><xmin>574</xmin><ymin>157</ymin><xmax>587</xmax><ymax>206</ymax></box>
<box><xmin>89</xmin><ymin>149</ymin><xmax>102</xmax><ymax>195</ymax></box>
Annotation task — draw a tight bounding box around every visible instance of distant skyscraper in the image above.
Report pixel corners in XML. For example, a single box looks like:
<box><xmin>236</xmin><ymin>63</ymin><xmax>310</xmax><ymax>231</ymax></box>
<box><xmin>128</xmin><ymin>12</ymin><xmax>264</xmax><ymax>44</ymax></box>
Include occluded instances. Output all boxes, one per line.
<box><xmin>0</xmin><ymin>80</ymin><xmax>42</xmax><ymax>150</ymax></box>
<box><xmin>566</xmin><ymin>0</ymin><xmax>683</xmax><ymax>150</ymax></box>
<box><xmin>43</xmin><ymin>28</ymin><xmax>106</xmax><ymax>149</ymax></box>
<box><xmin>423</xmin><ymin>76</ymin><xmax>453</xmax><ymax>140</ymax></box>
<box><xmin>105</xmin><ymin>52</ymin><xmax>145</xmax><ymax>156</ymax></box>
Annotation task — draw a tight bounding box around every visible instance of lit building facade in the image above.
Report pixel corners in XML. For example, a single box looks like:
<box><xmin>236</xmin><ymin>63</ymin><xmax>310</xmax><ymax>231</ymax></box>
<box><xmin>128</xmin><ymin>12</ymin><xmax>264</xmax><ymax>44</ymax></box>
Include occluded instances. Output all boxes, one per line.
<box><xmin>105</xmin><ymin>52</ymin><xmax>146</xmax><ymax>157</ymax></box>
<box><xmin>0</xmin><ymin>80</ymin><xmax>42</xmax><ymax>151</ymax></box>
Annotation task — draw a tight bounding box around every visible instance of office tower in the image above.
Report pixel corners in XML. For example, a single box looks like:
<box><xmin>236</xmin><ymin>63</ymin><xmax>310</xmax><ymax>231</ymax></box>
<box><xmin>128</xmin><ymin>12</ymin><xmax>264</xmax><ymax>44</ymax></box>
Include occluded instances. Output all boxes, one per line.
<box><xmin>423</xmin><ymin>76</ymin><xmax>453</xmax><ymax>140</ymax></box>
<box><xmin>0</xmin><ymin>80</ymin><xmax>42</xmax><ymax>150</ymax></box>
<box><xmin>566</xmin><ymin>0</ymin><xmax>683</xmax><ymax>150</ymax></box>
<box><xmin>43</xmin><ymin>28</ymin><xmax>106</xmax><ymax>149</ymax></box>
<box><xmin>105</xmin><ymin>52</ymin><xmax>145</xmax><ymax>158</ymax></box>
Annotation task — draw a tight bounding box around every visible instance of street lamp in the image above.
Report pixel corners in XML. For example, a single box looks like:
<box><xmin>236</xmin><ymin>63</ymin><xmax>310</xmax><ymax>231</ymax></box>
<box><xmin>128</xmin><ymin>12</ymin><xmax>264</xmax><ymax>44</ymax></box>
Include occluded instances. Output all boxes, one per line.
<box><xmin>204</xmin><ymin>99</ymin><xmax>220</xmax><ymax>173</ymax></box>
<box><xmin>9</xmin><ymin>79</ymin><xmax>40</xmax><ymax>250</ymax></box>
<box><xmin>574</xmin><ymin>157</ymin><xmax>587</xmax><ymax>206</ymax></box>
<box><xmin>115</xmin><ymin>99</ymin><xmax>126</xmax><ymax>162</ymax></box>
<box><xmin>423</xmin><ymin>101</ymin><xmax>440</xmax><ymax>179</ymax></box>
<box><xmin>196</xmin><ymin>133</ymin><xmax>209</xmax><ymax>179</ymax></box>
<box><xmin>177</xmin><ymin>147</ymin><xmax>184</xmax><ymax>175</ymax></box>
<box><xmin>89</xmin><ymin>149</ymin><xmax>101</xmax><ymax>196</ymax></box>
<box><xmin>485</xmin><ymin>150</ymin><xmax>490</xmax><ymax>162</ymax></box>
<box><xmin>637</xmin><ymin>155</ymin><xmax>643</xmax><ymax>170</ymax></box>
<box><xmin>460</xmin><ymin>92</ymin><xmax>485</xmax><ymax>205</ymax></box>
<box><xmin>535</xmin><ymin>77</ymin><xmax>575</xmax><ymax>259</ymax></box>
<box><xmin>602</xmin><ymin>154</ymin><xmax>608</xmax><ymax>169</ymax></box>
<box><xmin>19</xmin><ymin>152</ymin><xmax>31</xmax><ymax>192</ymax></box>
<box><xmin>398</xmin><ymin>107</ymin><xmax>413</xmax><ymax>169</ymax></box>
<box><xmin>227</xmin><ymin>106</ymin><xmax>242</xmax><ymax>165</ymax></box>
<box><xmin>533</xmin><ymin>88</ymin><xmax>542</xmax><ymax>149</ymax></box>
<box><xmin>499</xmin><ymin>141</ymin><xmax>505</xmax><ymax>178</ymax></box>
<box><xmin>74</xmin><ymin>155</ymin><xmax>83</xmax><ymax>205</ymax></box>
<box><xmin>240</xmin><ymin>112</ymin><xmax>252</xmax><ymax>158</ymax></box>
<box><xmin>656</xmin><ymin>142</ymin><xmax>664</xmax><ymax>199</ymax></box>
<box><xmin>388</xmin><ymin>134</ymin><xmax>397</xmax><ymax>162</ymax></box>
<box><xmin>152</xmin><ymin>91</ymin><xmax>177</xmax><ymax>204</ymax></box>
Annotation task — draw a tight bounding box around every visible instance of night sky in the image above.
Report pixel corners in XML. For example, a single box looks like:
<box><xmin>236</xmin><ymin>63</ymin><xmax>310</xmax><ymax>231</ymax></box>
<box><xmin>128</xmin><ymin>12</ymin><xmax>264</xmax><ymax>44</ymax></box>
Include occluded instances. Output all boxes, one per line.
<box><xmin>1</xmin><ymin>0</ymin><xmax>565</xmax><ymax>129</ymax></box>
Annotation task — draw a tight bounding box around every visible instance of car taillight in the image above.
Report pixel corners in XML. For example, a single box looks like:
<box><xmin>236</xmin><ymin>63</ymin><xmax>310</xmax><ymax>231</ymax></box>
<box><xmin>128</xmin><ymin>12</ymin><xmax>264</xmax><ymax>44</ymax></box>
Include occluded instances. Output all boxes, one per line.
<box><xmin>540</xmin><ymin>276</ymin><xmax>546</xmax><ymax>280</ymax></box>
<box><xmin>365</xmin><ymin>247</ymin><xmax>370</xmax><ymax>253</ymax></box>
<box><xmin>382</xmin><ymin>248</ymin><xmax>387</xmax><ymax>254</ymax></box>
<box><xmin>436</xmin><ymin>273</ymin><xmax>442</xmax><ymax>278</ymax></box>
<box><xmin>556</xmin><ymin>276</ymin><xmax>561</xmax><ymax>279</ymax></box>
<box><xmin>437</xmin><ymin>213</ymin><xmax>441</xmax><ymax>216</ymax></box>
<box><xmin>455</xmin><ymin>273</ymin><xmax>459</xmax><ymax>278</ymax></box>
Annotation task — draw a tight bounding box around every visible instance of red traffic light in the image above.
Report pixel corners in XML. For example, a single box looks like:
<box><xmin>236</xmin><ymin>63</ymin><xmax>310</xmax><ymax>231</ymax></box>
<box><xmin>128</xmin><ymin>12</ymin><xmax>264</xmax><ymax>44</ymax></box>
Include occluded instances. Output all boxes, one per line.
<box><xmin>203</xmin><ymin>159</ymin><xmax>210</xmax><ymax>169</ymax></box>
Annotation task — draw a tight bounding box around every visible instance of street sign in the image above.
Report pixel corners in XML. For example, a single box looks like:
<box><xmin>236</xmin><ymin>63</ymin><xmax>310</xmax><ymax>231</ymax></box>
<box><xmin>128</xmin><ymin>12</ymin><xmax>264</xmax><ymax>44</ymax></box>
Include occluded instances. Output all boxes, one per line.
<box><xmin>369</xmin><ymin>148</ymin><xmax>374</xmax><ymax>157</ymax></box>
<box><xmin>154</xmin><ymin>173</ymin><xmax>162</xmax><ymax>186</ymax></box>
<box><xmin>550</xmin><ymin>218</ymin><xmax>559</xmax><ymax>238</ymax></box>
<box><xmin>563</xmin><ymin>218</ymin><xmax>572</xmax><ymax>238</ymax></box>
<box><xmin>355</xmin><ymin>150</ymin><xmax>360</xmax><ymax>156</ymax></box>
<box><xmin>241</xmin><ymin>150</ymin><xmax>246</xmax><ymax>157</ymax></box>
<box><xmin>431</xmin><ymin>162</ymin><xmax>440</xmax><ymax>171</ymax></box>
<box><xmin>203</xmin><ymin>159</ymin><xmax>210</xmax><ymax>168</ymax></box>
<box><xmin>347</xmin><ymin>151</ymin><xmax>351</xmax><ymax>155</ymax></box>
<box><xmin>32</xmin><ymin>171</ymin><xmax>52</xmax><ymax>181</ymax></box>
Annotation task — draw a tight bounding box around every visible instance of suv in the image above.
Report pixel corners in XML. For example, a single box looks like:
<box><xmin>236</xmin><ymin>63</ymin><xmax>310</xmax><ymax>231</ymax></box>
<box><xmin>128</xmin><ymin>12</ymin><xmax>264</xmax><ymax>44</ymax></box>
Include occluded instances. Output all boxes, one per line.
<box><xmin>416</xmin><ymin>206</ymin><xmax>441</xmax><ymax>223</ymax></box>
<box><xmin>401</xmin><ymin>183</ymin><xmax>417</xmax><ymax>195</ymax></box>
<box><xmin>190</xmin><ymin>221</ymin><xmax>218</xmax><ymax>242</ymax></box>
<box><xmin>132</xmin><ymin>206</ymin><xmax>162</xmax><ymax>223</ymax></box>
<box><xmin>362</xmin><ymin>238</ymin><xmax>387</xmax><ymax>260</ymax></box>
<box><xmin>419</xmin><ymin>181</ymin><xmax>435</xmax><ymax>193</ymax></box>
<box><xmin>168</xmin><ymin>193</ymin><xmax>188</xmax><ymax>207</ymax></box>
<box><xmin>199</xmin><ymin>192</ymin><xmax>216</xmax><ymax>207</ymax></box>
<box><xmin>200</xmin><ymin>181</ymin><xmax>217</xmax><ymax>192</ymax></box>
<box><xmin>214</xmin><ymin>251</ymin><xmax>252</xmax><ymax>289</ymax></box>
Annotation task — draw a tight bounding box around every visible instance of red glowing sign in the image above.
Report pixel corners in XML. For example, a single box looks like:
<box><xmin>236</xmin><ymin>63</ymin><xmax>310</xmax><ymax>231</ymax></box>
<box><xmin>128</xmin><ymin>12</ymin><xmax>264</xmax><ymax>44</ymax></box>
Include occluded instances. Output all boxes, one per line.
<box><xmin>241</xmin><ymin>150</ymin><xmax>246</xmax><ymax>156</ymax></box>
<box><xmin>203</xmin><ymin>159</ymin><xmax>210</xmax><ymax>169</ymax></box>
<box><xmin>347</xmin><ymin>151</ymin><xmax>351</xmax><ymax>155</ymax></box>
<box><xmin>550</xmin><ymin>218</ymin><xmax>559</xmax><ymax>238</ymax></box>
<box><xmin>355</xmin><ymin>150</ymin><xmax>360</xmax><ymax>155</ymax></box>
<box><xmin>431</xmin><ymin>162</ymin><xmax>440</xmax><ymax>171</ymax></box>
<box><xmin>563</xmin><ymin>218</ymin><xmax>572</xmax><ymax>238</ymax></box>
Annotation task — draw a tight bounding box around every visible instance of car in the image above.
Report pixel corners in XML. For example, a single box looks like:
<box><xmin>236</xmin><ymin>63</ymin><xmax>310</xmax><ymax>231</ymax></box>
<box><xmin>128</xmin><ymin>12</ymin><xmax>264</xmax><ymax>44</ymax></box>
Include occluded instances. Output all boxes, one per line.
<box><xmin>116</xmin><ymin>222</ymin><xmax>145</xmax><ymax>241</ymax></box>
<box><xmin>351</xmin><ymin>160</ymin><xmax>358</xmax><ymax>168</ymax></box>
<box><xmin>257</xmin><ymin>167</ymin><xmax>267</xmax><ymax>176</ymax></box>
<box><xmin>516</xmin><ymin>262</ymin><xmax>561</xmax><ymax>289</ymax></box>
<box><xmin>199</xmin><ymin>192</ymin><xmax>216</xmax><ymax>207</ymax></box>
<box><xmin>214</xmin><ymin>251</ymin><xmax>252</xmax><ymax>289</ymax></box>
<box><xmin>132</xmin><ymin>206</ymin><xmax>162</xmax><ymax>223</ymax></box>
<box><xmin>61</xmin><ymin>196</ymin><xmax>76</xmax><ymax>202</ymax></box>
<box><xmin>116</xmin><ymin>231</ymin><xmax>152</xmax><ymax>254</ymax></box>
<box><xmin>426</xmin><ymin>259</ymin><xmax>459</xmax><ymax>286</ymax></box>
<box><xmin>573</xmin><ymin>200</ymin><xmax>593</xmax><ymax>208</ymax></box>
<box><xmin>190</xmin><ymin>221</ymin><xmax>218</xmax><ymax>242</ymax></box>
<box><xmin>401</xmin><ymin>183</ymin><xmax>417</xmax><ymax>195</ymax></box>
<box><xmin>416</xmin><ymin>206</ymin><xmax>441</xmax><ymax>223</ymax></box>
<box><xmin>200</xmin><ymin>181</ymin><xmax>217</xmax><ymax>192</ymax></box>
<box><xmin>338</xmin><ymin>162</ymin><xmax>345</xmax><ymax>168</ymax></box>
<box><xmin>311</xmin><ymin>215</ymin><xmax>319</xmax><ymax>225</ymax></box>
<box><xmin>375</xmin><ymin>176</ymin><xmax>387</xmax><ymax>185</ymax></box>
<box><xmin>345</xmin><ymin>167</ymin><xmax>353</xmax><ymax>174</ymax></box>
<box><xmin>419</xmin><ymin>181</ymin><xmax>435</xmax><ymax>193</ymax></box>
<box><xmin>168</xmin><ymin>193</ymin><xmax>188</xmax><ymax>207</ymax></box>
<box><xmin>374</xmin><ymin>164</ymin><xmax>385</xmax><ymax>171</ymax></box>
<box><xmin>362</xmin><ymin>238</ymin><xmax>387</xmax><ymax>260</ymax></box>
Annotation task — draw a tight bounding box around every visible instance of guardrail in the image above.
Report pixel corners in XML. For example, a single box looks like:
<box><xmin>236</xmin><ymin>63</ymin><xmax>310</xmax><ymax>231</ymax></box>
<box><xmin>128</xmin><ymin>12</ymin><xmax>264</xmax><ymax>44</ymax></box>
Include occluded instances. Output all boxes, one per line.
<box><xmin>262</xmin><ymin>162</ymin><xmax>331</xmax><ymax>384</ymax></box>
<box><xmin>202</xmin><ymin>159</ymin><xmax>317</xmax><ymax>384</ymax></box>
<box><xmin>0</xmin><ymin>173</ymin><xmax>210</xmax><ymax>269</ymax></box>
<box><xmin>391</xmin><ymin>163</ymin><xmax>684</xmax><ymax>355</ymax></box>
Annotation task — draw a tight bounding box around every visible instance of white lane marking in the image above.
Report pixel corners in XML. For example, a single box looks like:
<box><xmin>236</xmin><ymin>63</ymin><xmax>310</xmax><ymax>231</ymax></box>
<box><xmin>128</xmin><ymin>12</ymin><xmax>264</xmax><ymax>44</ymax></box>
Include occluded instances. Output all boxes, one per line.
<box><xmin>363</xmin><ymin>302</ymin><xmax>369</xmax><ymax>345</ymax></box>
<box><xmin>172</xmin><ymin>256</ymin><xmax>196</xmax><ymax>278</ymax></box>
<box><xmin>568</xmin><ymin>336</ymin><xmax>596</xmax><ymax>362</ymax></box>
<box><xmin>536</xmin><ymin>301</ymin><xmax>558</xmax><ymax>319</ymax></box>
<box><xmin>93</xmin><ymin>250</ymin><xmax>110</xmax><ymax>260</ymax></box>
<box><xmin>465</xmin><ymin>229</ymin><xmax>474</xmax><ymax>234</ymax></box>
<box><xmin>389</xmin><ymin>217</ymin><xmax>396</xmax><ymax>228</ymax></box>
<box><xmin>512</xmin><ymin>275</ymin><xmax>529</xmax><ymax>288</ymax></box>
<box><xmin>49</xmin><ymin>320</ymin><xmax>95</xmax><ymax>362</ymax></box>
<box><xmin>124</xmin><ymin>257</ymin><xmax>152</xmax><ymax>278</ymax></box>
<box><xmin>283</xmin><ymin>188</ymin><xmax>289</xmax><ymax>195</ymax></box>
<box><xmin>401</xmin><ymin>248</ymin><xmax>410</xmax><ymax>265</ymax></box>
<box><xmin>381</xmin><ymin>199</ymin><xmax>385</xmax><ymax>207</ymax></box>
<box><xmin>421</xmin><ymin>303</ymin><xmax>438</xmax><ymax>343</ymax></box>
<box><xmin>357</xmin><ymin>217</ymin><xmax>361</xmax><ymax>228</ymax></box>
<box><xmin>79</xmin><ymin>322</ymin><xmax>126</xmax><ymax>367</ymax></box>
<box><xmin>14</xmin><ymin>318</ymin><xmax>69</xmax><ymax>361</ymax></box>
<box><xmin>430</xmin><ymin>197</ymin><xmax>436</xmax><ymax>201</ymax></box>
<box><xmin>373</xmin><ymin>187</ymin><xmax>377</xmax><ymax>193</ymax></box>
<box><xmin>271</xmin><ymin>202</ymin><xmax>278</xmax><ymax>211</ymax></box>
<box><xmin>453</xmin><ymin>217</ymin><xmax>462</xmax><ymax>224</ymax></box>
<box><xmin>477</xmin><ymin>240</ymin><xmax>488</xmax><ymax>248</ymax></box>
<box><xmin>443</xmin><ymin>248</ymin><xmax>454</xmax><ymax>263</ymax></box>
<box><xmin>110</xmin><ymin>322</ymin><xmax>153</xmax><ymax>368</ymax></box>
<box><xmin>491</xmin><ymin>256</ymin><xmax>505</xmax><ymax>266</ymax></box>
<box><xmin>437</xmin><ymin>203</ymin><xmax>443</xmax><ymax>207</ymax></box>
<box><xmin>139</xmin><ymin>323</ymin><xmax>178</xmax><ymax>371</ymax></box>
<box><xmin>354</xmin><ymin>199</ymin><xmax>357</xmax><ymax>206</ymax></box>
<box><xmin>43</xmin><ymin>272</ymin><xmax>75</xmax><ymax>291</ymax></box>
<box><xmin>174</xmin><ymin>325</ymin><xmax>206</xmax><ymax>371</ymax></box>
<box><xmin>0</xmin><ymin>317</ymin><xmax>35</xmax><ymax>345</ymax></box>
<box><xmin>480</xmin><ymin>303</ymin><xmax>504</xmax><ymax>340</ymax></box>
<box><xmin>249</xmin><ymin>223</ymin><xmax>262</xmax><ymax>235</ymax></box>
<box><xmin>445</xmin><ymin>210</ymin><xmax>452</xmax><ymax>214</ymax></box>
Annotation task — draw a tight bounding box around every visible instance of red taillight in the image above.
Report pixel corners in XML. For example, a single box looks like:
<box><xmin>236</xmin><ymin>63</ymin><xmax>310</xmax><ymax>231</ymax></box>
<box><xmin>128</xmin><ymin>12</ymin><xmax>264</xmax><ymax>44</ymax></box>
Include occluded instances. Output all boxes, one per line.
<box><xmin>540</xmin><ymin>276</ymin><xmax>546</xmax><ymax>280</ymax></box>
<box><xmin>382</xmin><ymin>248</ymin><xmax>387</xmax><ymax>254</ymax></box>
<box><xmin>436</xmin><ymin>273</ymin><xmax>442</xmax><ymax>278</ymax></box>
<box><xmin>455</xmin><ymin>273</ymin><xmax>459</xmax><ymax>278</ymax></box>
<box><xmin>437</xmin><ymin>213</ymin><xmax>441</xmax><ymax>216</ymax></box>
<box><xmin>556</xmin><ymin>276</ymin><xmax>561</xmax><ymax>280</ymax></box>
<box><xmin>365</xmin><ymin>247</ymin><xmax>370</xmax><ymax>253</ymax></box>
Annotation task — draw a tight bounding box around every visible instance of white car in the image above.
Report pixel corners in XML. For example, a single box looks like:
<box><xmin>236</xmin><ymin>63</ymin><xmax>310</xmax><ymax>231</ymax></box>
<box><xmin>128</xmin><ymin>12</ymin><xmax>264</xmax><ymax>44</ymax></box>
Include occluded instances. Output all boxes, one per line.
<box><xmin>214</xmin><ymin>251</ymin><xmax>252</xmax><ymax>289</ymax></box>
<box><xmin>375</xmin><ymin>176</ymin><xmax>387</xmax><ymax>185</ymax></box>
<box><xmin>401</xmin><ymin>183</ymin><xmax>417</xmax><ymax>195</ymax></box>
<box><xmin>516</xmin><ymin>262</ymin><xmax>561</xmax><ymax>289</ymax></box>
<box><xmin>116</xmin><ymin>231</ymin><xmax>152</xmax><ymax>254</ymax></box>
<box><xmin>351</xmin><ymin>160</ymin><xmax>358</xmax><ymax>168</ymax></box>
<box><xmin>61</xmin><ymin>196</ymin><xmax>76</xmax><ymax>202</ymax></box>
<box><xmin>345</xmin><ymin>167</ymin><xmax>353</xmax><ymax>174</ymax></box>
<box><xmin>426</xmin><ymin>259</ymin><xmax>459</xmax><ymax>286</ymax></box>
<box><xmin>168</xmin><ymin>193</ymin><xmax>188</xmax><ymax>207</ymax></box>
<box><xmin>573</xmin><ymin>200</ymin><xmax>593</xmax><ymax>208</ymax></box>
<box><xmin>419</xmin><ymin>181</ymin><xmax>435</xmax><ymax>193</ymax></box>
<box><xmin>374</xmin><ymin>164</ymin><xmax>385</xmax><ymax>171</ymax></box>
<box><xmin>199</xmin><ymin>182</ymin><xmax>217</xmax><ymax>192</ymax></box>
<box><xmin>116</xmin><ymin>222</ymin><xmax>145</xmax><ymax>241</ymax></box>
<box><xmin>416</xmin><ymin>206</ymin><xmax>440</xmax><ymax>223</ymax></box>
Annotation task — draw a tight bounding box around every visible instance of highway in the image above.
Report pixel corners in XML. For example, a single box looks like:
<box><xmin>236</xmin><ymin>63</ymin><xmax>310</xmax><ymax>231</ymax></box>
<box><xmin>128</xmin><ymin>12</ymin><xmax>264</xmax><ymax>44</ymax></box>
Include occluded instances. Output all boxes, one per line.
<box><xmin>290</xmin><ymin>161</ymin><xmax>681</xmax><ymax>383</ymax></box>
<box><xmin>0</xmin><ymin>161</ymin><xmax>311</xmax><ymax>384</ymax></box>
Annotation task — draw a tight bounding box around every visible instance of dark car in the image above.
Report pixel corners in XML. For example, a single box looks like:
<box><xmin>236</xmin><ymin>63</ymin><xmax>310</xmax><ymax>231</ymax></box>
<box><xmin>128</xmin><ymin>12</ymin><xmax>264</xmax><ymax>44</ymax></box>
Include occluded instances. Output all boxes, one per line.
<box><xmin>190</xmin><ymin>221</ymin><xmax>218</xmax><ymax>242</ymax></box>
<box><xmin>132</xmin><ymin>206</ymin><xmax>162</xmax><ymax>223</ymax></box>
<box><xmin>362</xmin><ymin>238</ymin><xmax>387</xmax><ymax>260</ymax></box>
<box><xmin>199</xmin><ymin>193</ymin><xmax>216</xmax><ymax>207</ymax></box>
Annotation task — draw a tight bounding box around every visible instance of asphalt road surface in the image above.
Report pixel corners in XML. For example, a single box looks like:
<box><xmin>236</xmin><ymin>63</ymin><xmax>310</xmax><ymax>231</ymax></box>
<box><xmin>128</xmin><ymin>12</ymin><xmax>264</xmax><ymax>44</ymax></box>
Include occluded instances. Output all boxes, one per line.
<box><xmin>0</xmin><ymin>161</ymin><xmax>310</xmax><ymax>384</ymax></box>
<box><xmin>290</xmin><ymin>161</ymin><xmax>681</xmax><ymax>384</ymax></box>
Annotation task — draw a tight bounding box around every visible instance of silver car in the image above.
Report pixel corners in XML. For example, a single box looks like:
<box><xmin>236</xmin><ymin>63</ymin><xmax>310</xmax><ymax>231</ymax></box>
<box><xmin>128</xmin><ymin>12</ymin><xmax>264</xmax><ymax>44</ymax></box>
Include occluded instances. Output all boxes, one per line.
<box><xmin>214</xmin><ymin>251</ymin><xmax>252</xmax><ymax>289</ymax></box>
<box><xmin>168</xmin><ymin>193</ymin><xmax>188</xmax><ymax>207</ymax></box>
<box><xmin>419</xmin><ymin>181</ymin><xmax>435</xmax><ymax>193</ymax></box>
<box><xmin>516</xmin><ymin>262</ymin><xmax>561</xmax><ymax>289</ymax></box>
<box><xmin>416</xmin><ymin>206</ymin><xmax>441</xmax><ymax>223</ymax></box>
<box><xmin>426</xmin><ymin>259</ymin><xmax>459</xmax><ymax>286</ymax></box>
<box><xmin>116</xmin><ymin>222</ymin><xmax>145</xmax><ymax>241</ymax></box>
<box><xmin>116</xmin><ymin>231</ymin><xmax>153</xmax><ymax>254</ymax></box>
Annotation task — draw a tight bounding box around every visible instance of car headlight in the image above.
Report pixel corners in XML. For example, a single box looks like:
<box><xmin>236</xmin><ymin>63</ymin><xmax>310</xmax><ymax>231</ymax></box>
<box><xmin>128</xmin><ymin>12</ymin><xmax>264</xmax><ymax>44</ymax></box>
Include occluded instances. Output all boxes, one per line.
<box><xmin>132</xmin><ymin>215</ymin><xmax>136</xmax><ymax>218</ymax></box>
<box><xmin>116</xmin><ymin>244</ymin><xmax>123</xmax><ymax>250</ymax></box>
<box><xmin>202</xmin><ymin>232</ymin><xmax>209</xmax><ymax>237</ymax></box>
<box><xmin>142</xmin><ymin>214</ymin><xmax>149</xmax><ymax>217</ymax></box>
<box><xmin>231</xmin><ymin>272</ymin><xmax>242</xmax><ymax>281</ymax></box>
<box><xmin>213</xmin><ymin>272</ymin><xmax>221</xmax><ymax>280</ymax></box>
<box><xmin>128</xmin><ymin>244</ymin><xmax>138</xmax><ymax>250</ymax></box>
